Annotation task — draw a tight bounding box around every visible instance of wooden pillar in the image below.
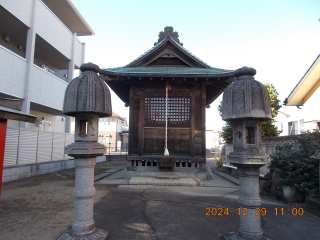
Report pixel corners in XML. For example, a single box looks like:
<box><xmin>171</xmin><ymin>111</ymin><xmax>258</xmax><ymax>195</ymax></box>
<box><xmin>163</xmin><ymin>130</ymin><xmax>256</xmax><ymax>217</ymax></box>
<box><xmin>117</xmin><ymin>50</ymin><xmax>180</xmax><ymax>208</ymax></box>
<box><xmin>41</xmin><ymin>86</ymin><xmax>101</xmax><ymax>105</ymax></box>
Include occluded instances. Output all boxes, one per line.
<box><xmin>190</xmin><ymin>86</ymin><xmax>195</xmax><ymax>157</ymax></box>
<box><xmin>0</xmin><ymin>119</ymin><xmax>8</xmax><ymax>200</ymax></box>
<box><xmin>128</xmin><ymin>86</ymin><xmax>134</xmax><ymax>156</ymax></box>
<box><xmin>139</xmin><ymin>88</ymin><xmax>145</xmax><ymax>156</ymax></box>
<box><xmin>201</xmin><ymin>82</ymin><xmax>206</xmax><ymax>157</ymax></box>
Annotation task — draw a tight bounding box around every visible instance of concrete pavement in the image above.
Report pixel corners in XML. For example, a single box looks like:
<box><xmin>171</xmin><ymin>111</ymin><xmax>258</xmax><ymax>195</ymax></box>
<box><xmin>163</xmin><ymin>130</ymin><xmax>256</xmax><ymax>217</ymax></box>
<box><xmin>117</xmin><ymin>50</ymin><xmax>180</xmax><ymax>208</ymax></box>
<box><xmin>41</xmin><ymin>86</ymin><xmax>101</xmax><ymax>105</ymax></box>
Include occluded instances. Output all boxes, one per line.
<box><xmin>91</xmin><ymin>171</ymin><xmax>320</xmax><ymax>240</ymax></box>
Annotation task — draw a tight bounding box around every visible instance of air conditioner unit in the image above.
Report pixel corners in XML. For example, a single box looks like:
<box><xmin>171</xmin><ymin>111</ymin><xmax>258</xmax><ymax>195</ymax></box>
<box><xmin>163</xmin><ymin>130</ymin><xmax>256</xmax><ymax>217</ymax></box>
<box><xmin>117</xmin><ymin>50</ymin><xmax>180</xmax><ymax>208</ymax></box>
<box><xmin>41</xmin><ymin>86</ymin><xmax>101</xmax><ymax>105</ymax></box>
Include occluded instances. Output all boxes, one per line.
<box><xmin>35</xmin><ymin>118</ymin><xmax>42</xmax><ymax>127</ymax></box>
<box><xmin>43</xmin><ymin>121</ymin><xmax>51</xmax><ymax>132</ymax></box>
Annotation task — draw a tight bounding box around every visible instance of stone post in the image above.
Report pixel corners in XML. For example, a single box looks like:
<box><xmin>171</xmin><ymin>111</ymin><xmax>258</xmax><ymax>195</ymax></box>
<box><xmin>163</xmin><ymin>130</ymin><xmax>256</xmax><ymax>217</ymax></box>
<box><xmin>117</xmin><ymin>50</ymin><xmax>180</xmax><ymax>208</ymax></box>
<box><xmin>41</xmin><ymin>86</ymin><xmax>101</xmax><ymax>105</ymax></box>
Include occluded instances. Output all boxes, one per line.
<box><xmin>221</xmin><ymin>67</ymin><xmax>272</xmax><ymax>240</ymax></box>
<box><xmin>57</xmin><ymin>63</ymin><xmax>112</xmax><ymax>240</ymax></box>
<box><xmin>237</xmin><ymin>167</ymin><xmax>263</xmax><ymax>239</ymax></box>
<box><xmin>72</xmin><ymin>158</ymin><xmax>97</xmax><ymax>236</ymax></box>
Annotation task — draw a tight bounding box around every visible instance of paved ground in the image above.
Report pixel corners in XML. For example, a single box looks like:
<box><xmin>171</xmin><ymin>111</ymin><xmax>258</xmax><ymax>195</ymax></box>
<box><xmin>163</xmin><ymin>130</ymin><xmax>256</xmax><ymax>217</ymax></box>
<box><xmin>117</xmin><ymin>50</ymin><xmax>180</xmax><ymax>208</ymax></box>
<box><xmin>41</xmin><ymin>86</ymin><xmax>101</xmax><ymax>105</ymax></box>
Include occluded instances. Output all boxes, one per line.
<box><xmin>94</xmin><ymin>171</ymin><xmax>320</xmax><ymax>240</ymax></box>
<box><xmin>1</xmin><ymin>161</ymin><xmax>320</xmax><ymax>240</ymax></box>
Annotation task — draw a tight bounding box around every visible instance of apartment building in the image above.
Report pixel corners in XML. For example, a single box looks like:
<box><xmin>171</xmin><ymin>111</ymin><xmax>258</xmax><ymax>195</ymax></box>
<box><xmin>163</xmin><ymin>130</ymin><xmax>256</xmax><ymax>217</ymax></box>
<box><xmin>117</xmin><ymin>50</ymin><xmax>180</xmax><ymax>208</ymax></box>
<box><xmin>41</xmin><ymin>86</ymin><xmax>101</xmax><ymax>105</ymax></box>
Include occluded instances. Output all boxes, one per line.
<box><xmin>0</xmin><ymin>0</ymin><xmax>94</xmax><ymax>133</ymax></box>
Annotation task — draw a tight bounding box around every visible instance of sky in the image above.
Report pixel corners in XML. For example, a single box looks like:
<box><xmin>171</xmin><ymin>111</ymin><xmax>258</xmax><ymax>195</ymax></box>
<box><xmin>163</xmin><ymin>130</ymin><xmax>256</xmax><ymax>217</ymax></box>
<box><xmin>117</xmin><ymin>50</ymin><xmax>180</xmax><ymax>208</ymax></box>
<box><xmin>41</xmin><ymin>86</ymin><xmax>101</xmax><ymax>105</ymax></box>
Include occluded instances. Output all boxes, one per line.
<box><xmin>72</xmin><ymin>0</ymin><xmax>320</xmax><ymax>131</ymax></box>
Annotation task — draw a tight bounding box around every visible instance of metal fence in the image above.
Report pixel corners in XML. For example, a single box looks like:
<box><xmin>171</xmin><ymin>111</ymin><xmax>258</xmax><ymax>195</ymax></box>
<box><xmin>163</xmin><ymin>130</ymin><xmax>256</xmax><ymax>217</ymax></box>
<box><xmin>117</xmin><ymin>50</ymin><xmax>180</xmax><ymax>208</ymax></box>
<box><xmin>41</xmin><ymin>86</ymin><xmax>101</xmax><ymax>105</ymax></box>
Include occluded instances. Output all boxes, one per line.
<box><xmin>4</xmin><ymin>128</ymin><xmax>74</xmax><ymax>166</ymax></box>
<box><xmin>102</xmin><ymin>143</ymin><xmax>128</xmax><ymax>155</ymax></box>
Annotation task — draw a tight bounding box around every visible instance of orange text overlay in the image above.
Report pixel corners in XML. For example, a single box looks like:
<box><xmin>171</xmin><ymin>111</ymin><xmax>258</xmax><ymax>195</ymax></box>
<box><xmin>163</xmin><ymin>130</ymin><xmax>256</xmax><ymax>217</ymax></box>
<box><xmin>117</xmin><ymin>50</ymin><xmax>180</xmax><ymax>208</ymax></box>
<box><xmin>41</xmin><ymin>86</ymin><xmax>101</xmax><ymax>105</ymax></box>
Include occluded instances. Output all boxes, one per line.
<box><xmin>205</xmin><ymin>208</ymin><xmax>304</xmax><ymax>216</ymax></box>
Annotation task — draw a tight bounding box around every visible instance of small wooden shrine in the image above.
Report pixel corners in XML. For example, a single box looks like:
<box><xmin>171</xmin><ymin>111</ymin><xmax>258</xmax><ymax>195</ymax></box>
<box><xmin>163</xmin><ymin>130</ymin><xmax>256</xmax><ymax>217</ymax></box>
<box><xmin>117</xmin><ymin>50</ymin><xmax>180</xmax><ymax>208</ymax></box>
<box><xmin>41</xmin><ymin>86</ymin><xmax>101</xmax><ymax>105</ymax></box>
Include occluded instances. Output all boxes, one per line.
<box><xmin>100</xmin><ymin>27</ymin><xmax>234</xmax><ymax>180</ymax></box>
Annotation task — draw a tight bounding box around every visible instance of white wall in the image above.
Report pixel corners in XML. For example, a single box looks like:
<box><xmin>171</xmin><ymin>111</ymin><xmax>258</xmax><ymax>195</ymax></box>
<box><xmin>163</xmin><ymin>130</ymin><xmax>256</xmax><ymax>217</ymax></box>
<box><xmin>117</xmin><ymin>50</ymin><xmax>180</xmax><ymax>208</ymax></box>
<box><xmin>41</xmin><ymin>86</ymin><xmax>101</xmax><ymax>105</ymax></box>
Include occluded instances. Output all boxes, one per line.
<box><xmin>0</xmin><ymin>0</ymin><xmax>33</xmax><ymax>27</ymax></box>
<box><xmin>29</xmin><ymin>110</ymin><xmax>66</xmax><ymax>133</ymax></box>
<box><xmin>0</xmin><ymin>46</ymin><xmax>27</xmax><ymax>98</ymax></box>
<box><xmin>34</xmin><ymin>0</ymin><xmax>72</xmax><ymax>59</ymax></box>
<box><xmin>74</xmin><ymin>39</ymin><xmax>83</xmax><ymax>67</ymax></box>
<box><xmin>29</xmin><ymin>65</ymin><xmax>67</xmax><ymax>110</ymax></box>
<box><xmin>276</xmin><ymin>86</ymin><xmax>320</xmax><ymax>135</ymax></box>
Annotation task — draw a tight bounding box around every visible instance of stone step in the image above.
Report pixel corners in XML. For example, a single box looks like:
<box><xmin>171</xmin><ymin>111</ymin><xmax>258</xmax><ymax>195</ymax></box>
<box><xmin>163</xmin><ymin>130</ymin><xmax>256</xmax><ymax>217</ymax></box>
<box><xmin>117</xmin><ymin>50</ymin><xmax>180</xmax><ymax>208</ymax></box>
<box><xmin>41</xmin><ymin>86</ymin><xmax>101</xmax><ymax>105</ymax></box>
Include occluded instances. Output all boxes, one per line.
<box><xmin>157</xmin><ymin>174</ymin><xmax>180</xmax><ymax>180</ymax></box>
<box><xmin>129</xmin><ymin>177</ymin><xmax>203</xmax><ymax>186</ymax></box>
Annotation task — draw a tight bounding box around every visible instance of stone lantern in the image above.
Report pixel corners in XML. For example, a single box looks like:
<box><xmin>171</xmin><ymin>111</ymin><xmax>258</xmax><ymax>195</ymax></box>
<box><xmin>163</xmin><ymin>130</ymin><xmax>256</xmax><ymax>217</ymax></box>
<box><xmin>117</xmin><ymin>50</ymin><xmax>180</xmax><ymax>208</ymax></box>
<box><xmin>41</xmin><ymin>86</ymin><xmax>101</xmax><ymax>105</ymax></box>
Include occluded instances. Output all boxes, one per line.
<box><xmin>58</xmin><ymin>62</ymin><xmax>112</xmax><ymax>240</ymax></box>
<box><xmin>221</xmin><ymin>67</ymin><xmax>272</xmax><ymax>240</ymax></box>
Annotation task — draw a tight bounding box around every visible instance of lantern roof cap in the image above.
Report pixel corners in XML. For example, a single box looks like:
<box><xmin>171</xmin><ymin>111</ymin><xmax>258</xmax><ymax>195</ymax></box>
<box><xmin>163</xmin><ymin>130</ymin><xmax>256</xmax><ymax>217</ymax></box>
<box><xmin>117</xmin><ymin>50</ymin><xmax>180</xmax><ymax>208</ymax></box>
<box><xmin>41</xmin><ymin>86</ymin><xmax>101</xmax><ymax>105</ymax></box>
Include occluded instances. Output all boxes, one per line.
<box><xmin>80</xmin><ymin>62</ymin><xmax>100</xmax><ymax>73</ymax></box>
<box><xmin>222</xmin><ymin>66</ymin><xmax>272</xmax><ymax>121</ymax></box>
<box><xmin>63</xmin><ymin>62</ymin><xmax>112</xmax><ymax>117</ymax></box>
<box><xmin>234</xmin><ymin>66</ymin><xmax>256</xmax><ymax>78</ymax></box>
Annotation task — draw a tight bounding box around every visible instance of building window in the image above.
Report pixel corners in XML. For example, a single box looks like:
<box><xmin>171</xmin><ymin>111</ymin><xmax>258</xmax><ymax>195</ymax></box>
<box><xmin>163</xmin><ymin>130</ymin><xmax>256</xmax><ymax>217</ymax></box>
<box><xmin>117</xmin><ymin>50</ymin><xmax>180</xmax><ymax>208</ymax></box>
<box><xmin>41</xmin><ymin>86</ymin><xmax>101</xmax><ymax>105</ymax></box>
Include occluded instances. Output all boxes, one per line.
<box><xmin>145</xmin><ymin>97</ymin><xmax>190</xmax><ymax>125</ymax></box>
<box><xmin>108</xmin><ymin>119</ymin><xmax>111</xmax><ymax>125</ymax></box>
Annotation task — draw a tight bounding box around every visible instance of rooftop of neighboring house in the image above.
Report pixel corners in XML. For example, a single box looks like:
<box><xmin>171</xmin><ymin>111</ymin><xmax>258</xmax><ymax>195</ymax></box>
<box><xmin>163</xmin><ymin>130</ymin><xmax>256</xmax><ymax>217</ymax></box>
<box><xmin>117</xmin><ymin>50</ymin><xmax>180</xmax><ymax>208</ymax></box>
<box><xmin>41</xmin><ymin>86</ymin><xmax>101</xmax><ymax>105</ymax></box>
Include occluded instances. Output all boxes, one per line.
<box><xmin>284</xmin><ymin>53</ymin><xmax>320</xmax><ymax>106</ymax></box>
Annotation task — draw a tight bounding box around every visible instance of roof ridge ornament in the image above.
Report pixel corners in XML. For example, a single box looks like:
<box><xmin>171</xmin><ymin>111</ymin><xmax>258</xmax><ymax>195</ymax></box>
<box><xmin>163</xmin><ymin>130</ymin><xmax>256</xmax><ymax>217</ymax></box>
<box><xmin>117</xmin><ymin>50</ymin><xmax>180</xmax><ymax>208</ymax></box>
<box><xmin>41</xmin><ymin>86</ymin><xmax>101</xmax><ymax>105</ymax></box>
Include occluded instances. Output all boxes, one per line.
<box><xmin>154</xmin><ymin>26</ymin><xmax>183</xmax><ymax>46</ymax></box>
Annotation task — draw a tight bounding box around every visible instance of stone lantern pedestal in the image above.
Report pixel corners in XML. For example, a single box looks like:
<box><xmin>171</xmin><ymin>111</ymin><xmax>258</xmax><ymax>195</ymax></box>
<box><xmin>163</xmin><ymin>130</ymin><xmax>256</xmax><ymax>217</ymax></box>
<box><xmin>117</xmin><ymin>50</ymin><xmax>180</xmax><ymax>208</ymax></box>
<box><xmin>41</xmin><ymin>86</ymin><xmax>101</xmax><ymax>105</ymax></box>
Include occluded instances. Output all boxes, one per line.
<box><xmin>57</xmin><ymin>63</ymin><xmax>112</xmax><ymax>240</ymax></box>
<box><xmin>221</xmin><ymin>67</ymin><xmax>272</xmax><ymax>240</ymax></box>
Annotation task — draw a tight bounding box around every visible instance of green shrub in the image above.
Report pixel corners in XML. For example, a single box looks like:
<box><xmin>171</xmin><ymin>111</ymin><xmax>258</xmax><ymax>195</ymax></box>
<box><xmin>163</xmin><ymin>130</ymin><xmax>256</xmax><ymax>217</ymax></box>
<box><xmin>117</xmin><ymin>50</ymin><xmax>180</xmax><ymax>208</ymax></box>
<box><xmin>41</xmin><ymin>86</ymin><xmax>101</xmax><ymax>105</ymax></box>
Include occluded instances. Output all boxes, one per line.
<box><xmin>215</xmin><ymin>156</ymin><xmax>225</xmax><ymax>170</ymax></box>
<box><xmin>269</xmin><ymin>130</ymin><xmax>320</xmax><ymax>194</ymax></box>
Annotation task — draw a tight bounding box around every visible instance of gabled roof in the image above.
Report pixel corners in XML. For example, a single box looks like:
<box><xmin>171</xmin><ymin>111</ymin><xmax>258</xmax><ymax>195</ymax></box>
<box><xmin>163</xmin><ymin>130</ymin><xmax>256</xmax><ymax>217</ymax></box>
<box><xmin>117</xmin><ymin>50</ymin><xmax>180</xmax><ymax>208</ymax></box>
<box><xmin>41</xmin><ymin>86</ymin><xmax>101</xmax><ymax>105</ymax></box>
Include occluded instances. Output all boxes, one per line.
<box><xmin>100</xmin><ymin>27</ymin><xmax>234</xmax><ymax>106</ymax></box>
<box><xmin>125</xmin><ymin>37</ymin><xmax>213</xmax><ymax>69</ymax></box>
<box><xmin>284</xmin><ymin>53</ymin><xmax>320</xmax><ymax>106</ymax></box>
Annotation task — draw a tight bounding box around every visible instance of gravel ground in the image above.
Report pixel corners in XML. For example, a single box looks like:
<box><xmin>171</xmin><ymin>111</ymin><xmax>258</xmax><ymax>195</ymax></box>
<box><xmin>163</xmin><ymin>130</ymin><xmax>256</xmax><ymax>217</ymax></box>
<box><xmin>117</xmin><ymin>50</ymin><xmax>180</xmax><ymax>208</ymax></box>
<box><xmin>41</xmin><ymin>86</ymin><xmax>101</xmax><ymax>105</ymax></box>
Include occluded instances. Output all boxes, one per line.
<box><xmin>0</xmin><ymin>161</ymin><xmax>126</xmax><ymax>240</ymax></box>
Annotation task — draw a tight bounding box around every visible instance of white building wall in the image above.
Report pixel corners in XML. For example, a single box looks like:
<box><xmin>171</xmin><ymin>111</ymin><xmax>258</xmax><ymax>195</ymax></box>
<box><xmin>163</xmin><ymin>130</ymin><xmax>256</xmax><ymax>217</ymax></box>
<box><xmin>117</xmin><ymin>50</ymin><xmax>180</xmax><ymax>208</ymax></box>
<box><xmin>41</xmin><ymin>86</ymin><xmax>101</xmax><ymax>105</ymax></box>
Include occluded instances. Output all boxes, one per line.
<box><xmin>99</xmin><ymin>121</ymin><xmax>117</xmax><ymax>133</ymax></box>
<box><xmin>0</xmin><ymin>46</ymin><xmax>27</xmax><ymax>98</ymax></box>
<box><xmin>28</xmin><ymin>110</ymin><xmax>66</xmax><ymax>133</ymax></box>
<box><xmin>0</xmin><ymin>0</ymin><xmax>33</xmax><ymax>26</ymax></box>
<box><xmin>33</xmin><ymin>1</ymin><xmax>73</xmax><ymax>59</ymax></box>
<box><xmin>74</xmin><ymin>39</ymin><xmax>83</xmax><ymax>67</ymax></box>
<box><xmin>0</xmin><ymin>0</ymin><xmax>90</xmax><ymax>134</ymax></box>
<box><xmin>29</xmin><ymin>65</ymin><xmax>67</xmax><ymax>110</ymax></box>
<box><xmin>276</xmin><ymin>86</ymin><xmax>320</xmax><ymax>136</ymax></box>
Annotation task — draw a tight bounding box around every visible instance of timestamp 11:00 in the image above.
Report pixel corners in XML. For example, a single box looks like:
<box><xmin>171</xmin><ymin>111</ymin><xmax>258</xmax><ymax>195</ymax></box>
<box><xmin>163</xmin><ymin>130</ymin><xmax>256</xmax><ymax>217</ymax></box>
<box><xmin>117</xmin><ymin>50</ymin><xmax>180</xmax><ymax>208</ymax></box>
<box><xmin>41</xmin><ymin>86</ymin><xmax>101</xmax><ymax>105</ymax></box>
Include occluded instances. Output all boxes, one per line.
<box><xmin>205</xmin><ymin>208</ymin><xmax>304</xmax><ymax>216</ymax></box>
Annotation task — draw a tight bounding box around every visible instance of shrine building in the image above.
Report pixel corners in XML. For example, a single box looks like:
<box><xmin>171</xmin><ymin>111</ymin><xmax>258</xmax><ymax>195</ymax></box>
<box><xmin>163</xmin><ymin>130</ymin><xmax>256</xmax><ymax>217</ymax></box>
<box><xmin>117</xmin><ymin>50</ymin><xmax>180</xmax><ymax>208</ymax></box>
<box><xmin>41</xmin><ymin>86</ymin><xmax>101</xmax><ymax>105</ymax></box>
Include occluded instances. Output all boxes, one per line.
<box><xmin>100</xmin><ymin>27</ymin><xmax>234</xmax><ymax>180</ymax></box>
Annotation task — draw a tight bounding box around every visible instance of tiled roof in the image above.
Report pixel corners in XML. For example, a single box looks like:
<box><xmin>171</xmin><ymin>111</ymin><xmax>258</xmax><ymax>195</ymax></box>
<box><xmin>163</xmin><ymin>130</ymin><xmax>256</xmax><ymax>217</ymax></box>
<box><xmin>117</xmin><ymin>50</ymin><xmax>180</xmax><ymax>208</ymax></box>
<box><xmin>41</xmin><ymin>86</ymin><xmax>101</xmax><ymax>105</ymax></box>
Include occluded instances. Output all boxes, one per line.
<box><xmin>122</xmin><ymin>37</ymin><xmax>219</xmax><ymax>69</ymax></box>
<box><xmin>168</xmin><ymin>36</ymin><xmax>212</xmax><ymax>68</ymax></box>
<box><xmin>124</xmin><ymin>38</ymin><xmax>167</xmax><ymax>67</ymax></box>
<box><xmin>101</xmin><ymin>66</ymin><xmax>232</xmax><ymax>76</ymax></box>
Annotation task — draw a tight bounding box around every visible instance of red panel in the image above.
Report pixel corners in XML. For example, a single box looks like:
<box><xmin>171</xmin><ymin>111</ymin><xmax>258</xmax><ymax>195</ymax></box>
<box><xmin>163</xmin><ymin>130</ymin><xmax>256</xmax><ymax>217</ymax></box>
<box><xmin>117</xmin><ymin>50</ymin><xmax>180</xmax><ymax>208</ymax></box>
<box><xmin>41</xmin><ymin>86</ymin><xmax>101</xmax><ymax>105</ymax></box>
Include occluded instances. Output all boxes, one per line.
<box><xmin>0</xmin><ymin>119</ymin><xmax>8</xmax><ymax>201</ymax></box>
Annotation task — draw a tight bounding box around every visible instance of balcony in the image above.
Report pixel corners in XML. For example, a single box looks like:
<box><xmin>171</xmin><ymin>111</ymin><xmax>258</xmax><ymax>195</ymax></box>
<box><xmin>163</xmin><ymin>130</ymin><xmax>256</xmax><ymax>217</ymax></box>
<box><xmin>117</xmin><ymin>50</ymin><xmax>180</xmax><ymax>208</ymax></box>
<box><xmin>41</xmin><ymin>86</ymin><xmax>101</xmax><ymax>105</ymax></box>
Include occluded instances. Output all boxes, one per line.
<box><xmin>0</xmin><ymin>45</ymin><xmax>27</xmax><ymax>99</ymax></box>
<box><xmin>29</xmin><ymin>64</ymin><xmax>68</xmax><ymax>111</ymax></box>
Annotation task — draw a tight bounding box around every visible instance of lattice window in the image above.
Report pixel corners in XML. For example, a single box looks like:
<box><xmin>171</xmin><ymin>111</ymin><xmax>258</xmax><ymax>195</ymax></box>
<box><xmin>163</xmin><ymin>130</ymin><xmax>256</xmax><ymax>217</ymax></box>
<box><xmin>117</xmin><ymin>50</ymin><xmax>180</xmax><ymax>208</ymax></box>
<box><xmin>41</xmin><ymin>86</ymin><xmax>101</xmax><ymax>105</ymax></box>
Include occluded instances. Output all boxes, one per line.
<box><xmin>145</xmin><ymin>97</ymin><xmax>190</xmax><ymax>125</ymax></box>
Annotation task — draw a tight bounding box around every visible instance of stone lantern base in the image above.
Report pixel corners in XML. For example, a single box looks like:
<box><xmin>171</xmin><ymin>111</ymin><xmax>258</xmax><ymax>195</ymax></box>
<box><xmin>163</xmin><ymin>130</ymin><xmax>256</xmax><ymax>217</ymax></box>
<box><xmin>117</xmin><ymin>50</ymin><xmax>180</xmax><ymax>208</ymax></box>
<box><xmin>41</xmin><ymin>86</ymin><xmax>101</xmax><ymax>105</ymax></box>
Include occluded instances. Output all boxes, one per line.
<box><xmin>57</xmin><ymin>228</ymin><xmax>109</xmax><ymax>240</ymax></box>
<box><xmin>221</xmin><ymin>232</ymin><xmax>271</xmax><ymax>240</ymax></box>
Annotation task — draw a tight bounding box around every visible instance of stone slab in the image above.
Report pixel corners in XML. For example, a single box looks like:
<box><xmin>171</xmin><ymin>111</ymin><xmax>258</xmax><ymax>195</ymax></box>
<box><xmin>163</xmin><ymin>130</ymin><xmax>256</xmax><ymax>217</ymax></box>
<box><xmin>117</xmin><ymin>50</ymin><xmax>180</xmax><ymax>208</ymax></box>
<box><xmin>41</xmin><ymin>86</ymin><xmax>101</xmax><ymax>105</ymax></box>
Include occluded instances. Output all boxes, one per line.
<box><xmin>105</xmin><ymin>170</ymin><xmax>126</xmax><ymax>180</ymax></box>
<box><xmin>305</xmin><ymin>197</ymin><xmax>320</xmax><ymax>218</ymax></box>
<box><xmin>94</xmin><ymin>172</ymin><xmax>112</xmax><ymax>181</ymax></box>
<box><xmin>95</xmin><ymin>179</ymin><xmax>128</xmax><ymax>185</ymax></box>
<box><xmin>157</xmin><ymin>173</ymin><xmax>180</xmax><ymax>180</ymax></box>
<box><xmin>212</xmin><ymin>170</ymin><xmax>239</xmax><ymax>185</ymax></box>
<box><xmin>129</xmin><ymin>177</ymin><xmax>203</xmax><ymax>186</ymax></box>
<box><xmin>104</xmin><ymin>168</ymin><xmax>121</xmax><ymax>173</ymax></box>
<box><xmin>203</xmin><ymin>172</ymin><xmax>239</xmax><ymax>188</ymax></box>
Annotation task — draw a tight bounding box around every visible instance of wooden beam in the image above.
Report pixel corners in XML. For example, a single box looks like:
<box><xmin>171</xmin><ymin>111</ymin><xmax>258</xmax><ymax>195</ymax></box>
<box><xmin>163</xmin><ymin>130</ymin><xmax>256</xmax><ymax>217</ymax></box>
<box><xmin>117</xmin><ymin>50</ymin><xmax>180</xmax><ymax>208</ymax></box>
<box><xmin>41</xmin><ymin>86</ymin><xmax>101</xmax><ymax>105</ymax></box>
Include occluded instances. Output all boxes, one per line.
<box><xmin>190</xmin><ymin>87</ymin><xmax>195</xmax><ymax>157</ymax></box>
<box><xmin>139</xmin><ymin>89</ymin><xmax>145</xmax><ymax>156</ymax></box>
<box><xmin>201</xmin><ymin>82</ymin><xmax>206</xmax><ymax>158</ymax></box>
<box><xmin>0</xmin><ymin>98</ymin><xmax>23</xmax><ymax>111</ymax></box>
<box><xmin>128</xmin><ymin>86</ymin><xmax>134</xmax><ymax>156</ymax></box>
